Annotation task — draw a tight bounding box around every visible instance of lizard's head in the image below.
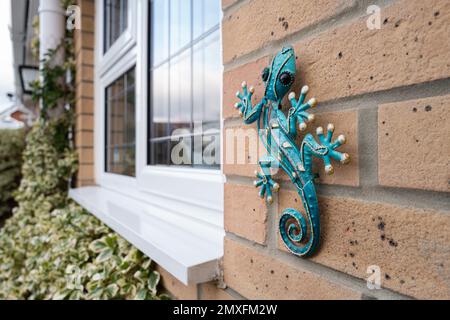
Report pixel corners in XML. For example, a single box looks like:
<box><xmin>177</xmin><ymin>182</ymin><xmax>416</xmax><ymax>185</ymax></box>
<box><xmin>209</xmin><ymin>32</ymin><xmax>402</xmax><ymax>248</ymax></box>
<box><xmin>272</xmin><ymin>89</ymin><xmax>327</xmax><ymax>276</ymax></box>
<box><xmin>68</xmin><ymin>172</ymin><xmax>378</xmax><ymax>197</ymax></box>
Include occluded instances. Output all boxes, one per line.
<box><xmin>262</xmin><ymin>46</ymin><xmax>296</xmax><ymax>104</ymax></box>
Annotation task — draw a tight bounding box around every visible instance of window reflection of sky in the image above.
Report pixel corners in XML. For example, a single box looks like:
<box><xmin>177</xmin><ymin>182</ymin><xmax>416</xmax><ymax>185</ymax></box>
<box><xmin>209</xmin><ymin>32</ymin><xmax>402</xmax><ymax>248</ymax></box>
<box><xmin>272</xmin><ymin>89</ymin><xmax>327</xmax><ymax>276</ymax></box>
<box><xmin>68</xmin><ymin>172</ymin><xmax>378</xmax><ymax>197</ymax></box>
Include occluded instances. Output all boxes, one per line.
<box><xmin>149</xmin><ymin>0</ymin><xmax>222</xmax><ymax>167</ymax></box>
<box><xmin>150</xmin><ymin>0</ymin><xmax>222</xmax><ymax>132</ymax></box>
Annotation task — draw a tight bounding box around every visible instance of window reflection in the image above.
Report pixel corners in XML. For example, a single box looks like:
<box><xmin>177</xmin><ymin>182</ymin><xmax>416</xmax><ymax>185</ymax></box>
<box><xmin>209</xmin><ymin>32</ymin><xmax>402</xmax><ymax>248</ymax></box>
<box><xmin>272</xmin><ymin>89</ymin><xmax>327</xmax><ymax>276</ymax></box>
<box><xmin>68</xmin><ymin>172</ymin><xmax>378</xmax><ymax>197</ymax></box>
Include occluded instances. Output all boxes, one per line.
<box><xmin>104</xmin><ymin>0</ymin><xmax>128</xmax><ymax>52</ymax></box>
<box><xmin>149</xmin><ymin>0</ymin><xmax>222</xmax><ymax>169</ymax></box>
<box><xmin>106</xmin><ymin>68</ymin><xmax>136</xmax><ymax>176</ymax></box>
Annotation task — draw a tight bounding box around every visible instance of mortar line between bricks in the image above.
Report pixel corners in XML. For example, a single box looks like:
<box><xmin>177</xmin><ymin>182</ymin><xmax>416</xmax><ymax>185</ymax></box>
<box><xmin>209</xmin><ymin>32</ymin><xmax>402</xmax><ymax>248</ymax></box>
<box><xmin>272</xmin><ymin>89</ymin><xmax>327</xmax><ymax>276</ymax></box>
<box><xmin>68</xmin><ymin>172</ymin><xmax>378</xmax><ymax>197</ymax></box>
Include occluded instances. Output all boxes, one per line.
<box><xmin>357</xmin><ymin>107</ymin><xmax>379</xmax><ymax>187</ymax></box>
<box><xmin>196</xmin><ymin>284</ymin><xmax>201</xmax><ymax>300</ymax></box>
<box><xmin>223</xmin><ymin>78</ymin><xmax>450</xmax><ymax>126</ymax></box>
<box><xmin>226</xmin><ymin>176</ymin><xmax>450</xmax><ymax>213</ymax></box>
<box><xmin>223</xmin><ymin>0</ymin><xmax>398</xmax><ymax>72</ymax></box>
<box><xmin>225</xmin><ymin>232</ymin><xmax>412</xmax><ymax>300</ymax></box>
<box><xmin>222</xmin><ymin>0</ymin><xmax>252</xmax><ymax>16</ymax></box>
<box><xmin>265</xmin><ymin>187</ymin><xmax>278</xmax><ymax>250</ymax></box>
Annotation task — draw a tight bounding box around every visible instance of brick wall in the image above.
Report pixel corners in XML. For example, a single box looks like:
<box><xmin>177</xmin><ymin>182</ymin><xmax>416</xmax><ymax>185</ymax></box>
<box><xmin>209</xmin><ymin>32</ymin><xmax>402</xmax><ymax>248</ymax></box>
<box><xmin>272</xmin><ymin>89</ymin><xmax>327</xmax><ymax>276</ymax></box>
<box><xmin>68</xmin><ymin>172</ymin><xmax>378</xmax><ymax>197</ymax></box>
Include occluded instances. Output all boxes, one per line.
<box><xmin>74</xmin><ymin>0</ymin><xmax>95</xmax><ymax>187</ymax></box>
<box><xmin>222</xmin><ymin>0</ymin><xmax>450</xmax><ymax>300</ymax></box>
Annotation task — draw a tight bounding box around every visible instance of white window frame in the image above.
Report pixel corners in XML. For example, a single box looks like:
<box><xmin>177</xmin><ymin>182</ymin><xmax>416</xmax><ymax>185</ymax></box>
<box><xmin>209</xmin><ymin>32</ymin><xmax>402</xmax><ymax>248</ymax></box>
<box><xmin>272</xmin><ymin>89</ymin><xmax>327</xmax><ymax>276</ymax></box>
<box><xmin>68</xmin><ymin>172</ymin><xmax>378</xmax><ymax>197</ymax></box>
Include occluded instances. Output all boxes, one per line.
<box><xmin>95</xmin><ymin>0</ymin><xmax>224</xmax><ymax>226</ymax></box>
<box><xmin>85</xmin><ymin>0</ymin><xmax>225</xmax><ymax>283</ymax></box>
<box><xmin>99</xmin><ymin>0</ymin><xmax>138</xmax><ymax>77</ymax></box>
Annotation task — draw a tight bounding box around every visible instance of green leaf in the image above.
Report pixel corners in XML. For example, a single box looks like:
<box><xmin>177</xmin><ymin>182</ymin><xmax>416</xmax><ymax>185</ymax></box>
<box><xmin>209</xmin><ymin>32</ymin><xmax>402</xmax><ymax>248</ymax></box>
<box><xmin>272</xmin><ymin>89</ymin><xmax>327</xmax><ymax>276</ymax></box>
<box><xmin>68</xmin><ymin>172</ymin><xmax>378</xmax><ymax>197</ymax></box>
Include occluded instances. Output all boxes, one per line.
<box><xmin>141</xmin><ymin>258</ymin><xmax>152</xmax><ymax>269</ymax></box>
<box><xmin>53</xmin><ymin>289</ymin><xmax>72</xmax><ymax>300</ymax></box>
<box><xmin>69</xmin><ymin>290</ymin><xmax>82</xmax><ymax>300</ymax></box>
<box><xmin>105</xmin><ymin>284</ymin><xmax>119</xmax><ymax>298</ymax></box>
<box><xmin>92</xmin><ymin>272</ymin><xmax>105</xmax><ymax>281</ymax></box>
<box><xmin>147</xmin><ymin>271</ymin><xmax>160</xmax><ymax>293</ymax></box>
<box><xmin>134</xmin><ymin>289</ymin><xmax>147</xmax><ymax>300</ymax></box>
<box><xmin>96</xmin><ymin>248</ymin><xmax>113</xmax><ymax>263</ymax></box>
<box><xmin>89</xmin><ymin>239</ymin><xmax>108</xmax><ymax>253</ymax></box>
<box><xmin>88</xmin><ymin>287</ymin><xmax>104</xmax><ymax>299</ymax></box>
<box><xmin>104</xmin><ymin>235</ymin><xmax>117</xmax><ymax>249</ymax></box>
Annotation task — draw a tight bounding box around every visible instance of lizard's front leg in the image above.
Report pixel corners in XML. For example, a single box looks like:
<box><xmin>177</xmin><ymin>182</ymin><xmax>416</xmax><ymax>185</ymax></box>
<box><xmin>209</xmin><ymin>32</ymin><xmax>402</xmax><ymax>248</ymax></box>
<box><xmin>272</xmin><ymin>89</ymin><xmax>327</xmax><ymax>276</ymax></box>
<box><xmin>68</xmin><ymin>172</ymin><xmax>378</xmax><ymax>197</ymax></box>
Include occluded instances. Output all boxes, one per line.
<box><xmin>234</xmin><ymin>81</ymin><xmax>266</xmax><ymax>124</ymax></box>
<box><xmin>286</xmin><ymin>85</ymin><xmax>317</xmax><ymax>137</ymax></box>
<box><xmin>302</xmin><ymin>123</ymin><xmax>350</xmax><ymax>175</ymax></box>
<box><xmin>253</xmin><ymin>155</ymin><xmax>279</xmax><ymax>205</ymax></box>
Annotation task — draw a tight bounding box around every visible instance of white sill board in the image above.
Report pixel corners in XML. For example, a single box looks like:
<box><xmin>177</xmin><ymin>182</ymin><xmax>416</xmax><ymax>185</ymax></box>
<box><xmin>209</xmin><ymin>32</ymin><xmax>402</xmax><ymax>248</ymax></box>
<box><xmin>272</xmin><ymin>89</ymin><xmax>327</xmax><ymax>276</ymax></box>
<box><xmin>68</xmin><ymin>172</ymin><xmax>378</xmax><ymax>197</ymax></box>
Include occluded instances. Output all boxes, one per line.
<box><xmin>69</xmin><ymin>186</ymin><xmax>224</xmax><ymax>285</ymax></box>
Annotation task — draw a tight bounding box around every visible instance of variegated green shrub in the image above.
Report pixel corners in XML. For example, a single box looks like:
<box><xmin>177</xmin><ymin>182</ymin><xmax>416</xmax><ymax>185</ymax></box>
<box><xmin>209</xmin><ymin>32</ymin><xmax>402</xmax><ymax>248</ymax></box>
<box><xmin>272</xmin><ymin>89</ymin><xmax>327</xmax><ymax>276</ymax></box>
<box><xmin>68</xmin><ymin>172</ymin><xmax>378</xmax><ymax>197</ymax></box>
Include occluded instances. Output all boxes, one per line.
<box><xmin>0</xmin><ymin>0</ymin><xmax>168</xmax><ymax>299</ymax></box>
<box><xmin>0</xmin><ymin>120</ymin><xmax>168</xmax><ymax>300</ymax></box>
<box><xmin>0</xmin><ymin>128</ymin><xmax>25</xmax><ymax>218</ymax></box>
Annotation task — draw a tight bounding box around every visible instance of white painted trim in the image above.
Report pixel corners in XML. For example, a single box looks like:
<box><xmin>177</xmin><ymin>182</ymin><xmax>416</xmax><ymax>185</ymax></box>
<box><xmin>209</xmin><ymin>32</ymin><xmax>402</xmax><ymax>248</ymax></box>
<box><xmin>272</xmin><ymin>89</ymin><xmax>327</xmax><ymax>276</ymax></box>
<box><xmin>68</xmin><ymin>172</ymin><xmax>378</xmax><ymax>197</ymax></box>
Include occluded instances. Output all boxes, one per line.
<box><xmin>88</xmin><ymin>0</ymin><xmax>226</xmax><ymax>284</ymax></box>
<box><xmin>70</xmin><ymin>186</ymin><xmax>224</xmax><ymax>285</ymax></box>
<box><xmin>97</xmin><ymin>0</ymin><xmax>138</xmax><ymax>77</ymax></box>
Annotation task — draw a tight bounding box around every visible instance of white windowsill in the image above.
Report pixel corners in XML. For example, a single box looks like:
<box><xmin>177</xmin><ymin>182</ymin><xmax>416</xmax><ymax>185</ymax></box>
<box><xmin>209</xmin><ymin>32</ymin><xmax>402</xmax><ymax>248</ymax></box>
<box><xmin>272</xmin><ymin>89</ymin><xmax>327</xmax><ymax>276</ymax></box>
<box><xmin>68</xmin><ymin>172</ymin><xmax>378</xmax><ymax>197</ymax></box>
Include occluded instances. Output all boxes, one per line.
<box><xmin>69</xmin><ymin>185</ymin><xmax>224</xmax><ymax>285</ymax></box>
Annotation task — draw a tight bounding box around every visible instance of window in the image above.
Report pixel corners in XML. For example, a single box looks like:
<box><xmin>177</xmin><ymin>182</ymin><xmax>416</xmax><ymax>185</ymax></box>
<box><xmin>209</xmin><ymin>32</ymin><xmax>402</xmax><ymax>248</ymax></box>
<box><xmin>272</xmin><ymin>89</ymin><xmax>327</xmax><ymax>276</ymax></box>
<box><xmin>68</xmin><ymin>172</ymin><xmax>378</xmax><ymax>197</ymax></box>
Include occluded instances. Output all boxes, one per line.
<box><xmin>104</xmin><ymin>0</ymin><xmax>128</xmax><ymax>52</ymax></box>
<box><xmin>72</xmin><ymin>0</ymin><xmax>225</xmax><ymax>286</ymax></box>
<box><xmin>105</xmin><ymin>67</ymin><xmax>136</xmax><ymax>177</ymax></box>
<box><xmin>149</xmin><ymin>0</ymin><xmax>222</xmax><ymax>168</ymax></box>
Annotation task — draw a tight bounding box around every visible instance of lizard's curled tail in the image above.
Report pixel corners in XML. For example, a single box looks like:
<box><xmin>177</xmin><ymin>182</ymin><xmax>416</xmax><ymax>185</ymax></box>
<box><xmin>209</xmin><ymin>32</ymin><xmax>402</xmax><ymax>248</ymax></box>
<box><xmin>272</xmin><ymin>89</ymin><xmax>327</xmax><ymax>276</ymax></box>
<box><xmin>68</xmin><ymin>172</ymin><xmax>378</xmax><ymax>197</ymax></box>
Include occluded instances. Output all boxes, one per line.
<box><xmin>279</xmin><ymin>182</ymin><xmax>320</xmax><ymax>257</ymax></box>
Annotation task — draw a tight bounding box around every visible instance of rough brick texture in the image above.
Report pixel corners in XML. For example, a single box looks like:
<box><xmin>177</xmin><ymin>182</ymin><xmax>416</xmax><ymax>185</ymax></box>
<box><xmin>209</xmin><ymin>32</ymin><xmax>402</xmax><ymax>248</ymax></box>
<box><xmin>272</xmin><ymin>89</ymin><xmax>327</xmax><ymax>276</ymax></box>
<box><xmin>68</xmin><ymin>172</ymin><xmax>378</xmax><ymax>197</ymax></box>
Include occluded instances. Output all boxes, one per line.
<box><xmin>225</xmin><ymin>183</ymin><xmax>267</xmax><ymax>244</ymax></box>
<box><xmin>224</xmin><ymin>238</ymin><xmax>362</xmax><ymax>300</ymax></box>
<box><xmin>277</xmin><ymin>192</ymin><xmax>450</xmax><ymax>299</ymax></box>
<box><xmin>379</xmin><ymin>95</ymin><xmax>450</xmax><ymax>193</ymax></box>
<box><xmin>222</xmin><ymin>0</ymin><xmax>356</xmax><ymax>64</ymax></box>
<box><xmin>74</xmin><ymin>0</ymin><xmax>95</xmax><ymax>187</ymax></box>
<box><xmin>225</xmin><ymin>0</ymin><xmax>450</xmax><ymax>104</ymax></box>
<box><xmin>223</xmin><ymin>120</ymin><xmax>265</xmax><ymax>178</ymax></box>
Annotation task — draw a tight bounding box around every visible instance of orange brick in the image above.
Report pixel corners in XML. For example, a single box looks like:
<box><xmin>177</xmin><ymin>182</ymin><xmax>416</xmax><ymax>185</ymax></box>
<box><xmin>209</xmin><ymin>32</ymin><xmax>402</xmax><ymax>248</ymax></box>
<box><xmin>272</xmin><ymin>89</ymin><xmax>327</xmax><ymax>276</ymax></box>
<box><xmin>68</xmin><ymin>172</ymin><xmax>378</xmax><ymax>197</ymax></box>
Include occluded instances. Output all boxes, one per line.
<box><xmin>278</xmin><ymin>192</ymin><xmax>450</xmax><ymax>299</ymax></box>
<box><xmin>223</xmin><ymin>121</ymin><xmax>265</xmax><ymax>178</ymax></box>
<box><xmin>224</xmin><ymin>238</ymin><xmax>362</xmax><ymax>299</ymax></box>
<box><xmin>76</xmin><ymin>49</ymin><xmax>94</xmax><ymax>66</ymax></box>
<box><xmin>81</xmin><ymin>16</ymin><xmax>95</xmax><ymax>33</ymax></box>
<box><xmin>75</xmin><ymin>98</ymin><xmax>94</xmax><ymax>114</ymax></box>
<box><xmin>76</xmin><ymin>64</ymin><xmax>94</xmax><ymax>83</ymax></box>
<box><xmin>226</xmin><ymin>0</ymin><xmax>450</xmax><ymax>104</ymax></box>
<box><xmin>296</xmin><ymin>0</ymin><xmax>450</xmax><ymax>102</ymax></box>
<box><xmin>225</xmin><ymin>183</ymin><xmax>267</xmax><ymax>244</ymax></box>
<box><xmin>200</xmin><ymin>283</ymin><xmax>235</xmax><ymax>300</ymax></box>
<box><xmin>79</xmin><ymin>0</ymin><xmax>95</xmax><ymax>17</ymax></box>
<box><xmin>78</xmin><ymin>164</ymin><xmax>94</xmax><ymax>180</ymax></box>
<box><xmin>75</xmin><ymin>31</ymin><xmax>94</xmax><ymax>53</ymax></box>
<box><xmin>76</xmin><ymin>81</ymin><xmax>94</xmax><ymax>99</ymax></box>
<box><xmin>75</xmin><ymin>130</ymin><xmax>94</xmax><ymax>148</ymax></box>
<box><xmin>156</xmin><ymin>266</ymin><xmax>198</xmax><ymax>300</ymax></box>
<box><xmin>77</xmin><ymin>147</ymin><xmax>94</xmax><ymax>165</ymax></box>
<box><xmin>223</xmin><ymin>0</ymin><xmax>356</xmax><ymax>64</ymax></box>
<box><xmin>378</xmin><ymin>95</ymin><xmax>450</xmax><ymax>192</ymax></box>
<box><xmin>76</xmin><ymin>114</ymin><xmax>94</xmax><ymax>131</ymax></box>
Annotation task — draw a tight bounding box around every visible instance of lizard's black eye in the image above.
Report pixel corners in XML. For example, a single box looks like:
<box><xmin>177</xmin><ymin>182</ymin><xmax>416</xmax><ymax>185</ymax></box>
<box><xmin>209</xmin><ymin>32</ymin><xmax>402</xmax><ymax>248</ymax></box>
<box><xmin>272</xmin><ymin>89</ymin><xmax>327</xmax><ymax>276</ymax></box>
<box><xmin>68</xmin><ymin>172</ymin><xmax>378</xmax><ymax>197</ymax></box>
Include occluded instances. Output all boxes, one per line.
<box><xmin>279</xmin><ymin>71</ymin><xmax>294</xmax><ymax>86</ymax></box>
<box><xmin>261</xmin><ymin>68</ymin><xmax>270</xmax><ymax>82</ymax></box>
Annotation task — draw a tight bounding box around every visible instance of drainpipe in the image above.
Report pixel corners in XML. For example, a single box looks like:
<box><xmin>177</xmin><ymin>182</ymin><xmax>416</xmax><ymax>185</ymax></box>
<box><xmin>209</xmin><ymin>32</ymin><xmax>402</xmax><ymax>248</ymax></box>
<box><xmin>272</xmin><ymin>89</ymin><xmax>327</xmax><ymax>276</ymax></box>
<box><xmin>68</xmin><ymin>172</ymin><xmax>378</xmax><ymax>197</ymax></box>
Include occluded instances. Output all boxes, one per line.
<box><xmin>38</xmin><ymin>0</ymin><xmax>65</xmax><ymax>117</ymax></box>
<box><xmin>39</xmin><ymin>0</ymin><xmax>65</xmax><ymax>64</ymax></box>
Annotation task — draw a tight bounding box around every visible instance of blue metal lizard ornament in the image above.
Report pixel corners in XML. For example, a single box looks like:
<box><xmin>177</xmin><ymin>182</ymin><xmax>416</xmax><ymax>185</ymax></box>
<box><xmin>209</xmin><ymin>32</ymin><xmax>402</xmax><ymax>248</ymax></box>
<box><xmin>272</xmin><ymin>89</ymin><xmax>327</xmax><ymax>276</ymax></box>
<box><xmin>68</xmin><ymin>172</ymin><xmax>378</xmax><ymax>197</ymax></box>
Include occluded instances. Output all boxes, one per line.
<box><xmin>233</xmin><ymin>46</ymin><xmax>350</xmax><ymax>257</ymax></box>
